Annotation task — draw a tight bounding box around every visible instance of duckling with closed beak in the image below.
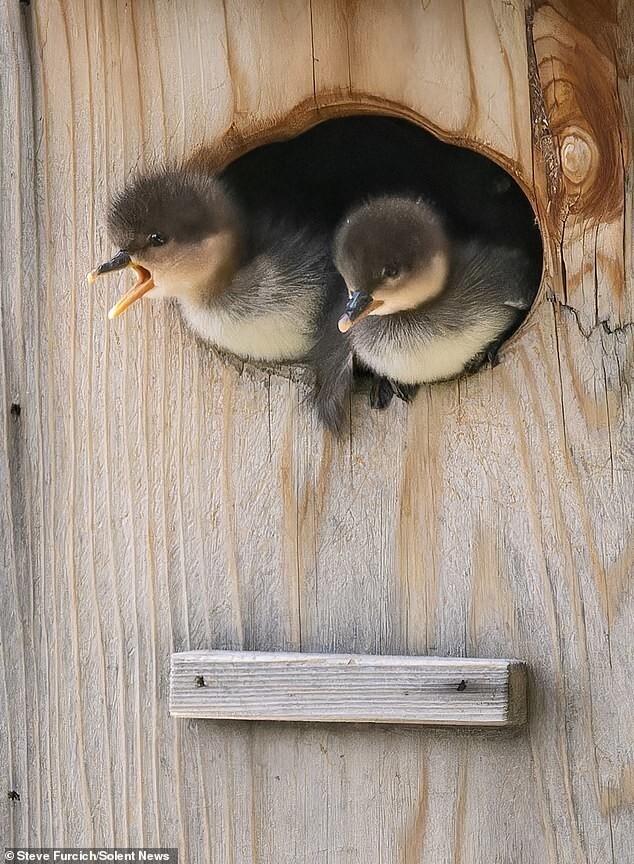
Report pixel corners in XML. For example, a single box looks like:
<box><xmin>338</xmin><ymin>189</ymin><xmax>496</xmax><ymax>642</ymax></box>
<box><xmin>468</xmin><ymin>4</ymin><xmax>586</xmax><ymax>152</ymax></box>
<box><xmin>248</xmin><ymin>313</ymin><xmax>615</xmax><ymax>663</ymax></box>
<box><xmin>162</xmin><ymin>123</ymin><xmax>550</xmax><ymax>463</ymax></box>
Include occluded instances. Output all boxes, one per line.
<box><xmin>319</xmin><ymin>194</ymin><xmax>537</xmax><ymax>423</ymax></box>
<box><xmin>89</xmin><ymin>166</ymin><xmax>341</xmax><ymax>364</ymax></box>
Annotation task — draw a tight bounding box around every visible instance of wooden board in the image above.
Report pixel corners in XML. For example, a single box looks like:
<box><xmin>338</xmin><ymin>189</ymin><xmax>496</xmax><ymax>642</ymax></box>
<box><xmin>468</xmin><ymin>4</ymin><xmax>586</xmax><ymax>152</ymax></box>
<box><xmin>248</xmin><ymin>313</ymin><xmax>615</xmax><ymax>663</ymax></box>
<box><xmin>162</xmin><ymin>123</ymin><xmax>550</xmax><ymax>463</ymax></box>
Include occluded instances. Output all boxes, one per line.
<box><xmin>170</xmin><ymin>651</ymin><xmax>527</xmax><ymax>726</ymax></box>
<box><xmin>1</xmin><ymin>0</ymin><xmax>632</xmax><ymax>862</ymax></box>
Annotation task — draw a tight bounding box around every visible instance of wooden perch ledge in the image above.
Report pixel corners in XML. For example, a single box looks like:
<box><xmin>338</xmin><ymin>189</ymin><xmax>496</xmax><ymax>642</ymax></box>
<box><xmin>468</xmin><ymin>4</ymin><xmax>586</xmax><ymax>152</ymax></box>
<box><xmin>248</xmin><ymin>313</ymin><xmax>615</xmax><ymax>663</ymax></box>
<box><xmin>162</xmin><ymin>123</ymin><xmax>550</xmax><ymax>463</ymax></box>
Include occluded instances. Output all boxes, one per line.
<box><xmin>170</xmin><ymin>651</ymin><xmax>528</xmax><ymax>727</ymax></box>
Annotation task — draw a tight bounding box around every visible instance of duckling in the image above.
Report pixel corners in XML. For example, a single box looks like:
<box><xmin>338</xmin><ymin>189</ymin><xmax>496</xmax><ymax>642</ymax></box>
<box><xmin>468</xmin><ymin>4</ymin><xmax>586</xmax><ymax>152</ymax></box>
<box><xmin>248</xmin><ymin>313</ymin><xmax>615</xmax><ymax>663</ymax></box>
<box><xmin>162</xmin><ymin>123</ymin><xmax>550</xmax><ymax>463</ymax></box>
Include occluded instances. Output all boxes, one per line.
<box><xmin>89</xmin><ymin>166</ymin><xmax>341</xmax><ymax>364</ymax></box>
<box><xmin>317</xmin><ymin>195</ymin><xmax>537</xmax><ymax>425</ymax></box>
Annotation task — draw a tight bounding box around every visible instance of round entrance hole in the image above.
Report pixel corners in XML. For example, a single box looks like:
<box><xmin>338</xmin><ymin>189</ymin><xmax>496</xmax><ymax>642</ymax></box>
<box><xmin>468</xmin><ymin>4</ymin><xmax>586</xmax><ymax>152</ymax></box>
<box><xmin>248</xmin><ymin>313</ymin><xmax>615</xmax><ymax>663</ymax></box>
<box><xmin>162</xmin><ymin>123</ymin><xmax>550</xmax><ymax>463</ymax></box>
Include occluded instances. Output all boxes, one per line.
<box><xmin>219</xmin><ymin>114</ymin><xmax>543</xmax><ymax>313</ymax></box>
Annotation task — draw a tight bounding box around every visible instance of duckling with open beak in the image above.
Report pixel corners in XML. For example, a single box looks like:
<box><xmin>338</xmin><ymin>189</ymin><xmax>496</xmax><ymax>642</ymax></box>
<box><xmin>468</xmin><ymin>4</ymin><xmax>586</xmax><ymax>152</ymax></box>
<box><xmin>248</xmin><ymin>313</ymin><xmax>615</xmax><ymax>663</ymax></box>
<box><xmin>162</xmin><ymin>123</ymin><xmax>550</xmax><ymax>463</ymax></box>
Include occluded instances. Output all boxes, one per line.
<box><xmin>318</xmin><ymin>194</ymin><xmax>537</xmax><ymax>420</ymax></box>
<box><xmin>89</xmin><ymin>166</ymin><xmax>340</xmax><ymax>364</ymax></box>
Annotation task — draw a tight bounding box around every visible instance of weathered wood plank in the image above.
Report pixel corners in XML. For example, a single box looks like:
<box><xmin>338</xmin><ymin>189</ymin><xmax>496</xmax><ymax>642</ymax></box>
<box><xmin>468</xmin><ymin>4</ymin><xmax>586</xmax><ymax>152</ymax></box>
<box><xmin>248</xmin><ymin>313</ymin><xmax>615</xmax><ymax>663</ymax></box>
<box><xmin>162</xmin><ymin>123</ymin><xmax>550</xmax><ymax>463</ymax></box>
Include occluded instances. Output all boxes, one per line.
<box><xmin>1</xmin><ymin>1</ymin><xmax>632</xmax><ymax>862</ymax></box>
<box><xmin>170</xmin><ymin>651</ymin><xmax>527</xmax><ymax>726</ymax></box>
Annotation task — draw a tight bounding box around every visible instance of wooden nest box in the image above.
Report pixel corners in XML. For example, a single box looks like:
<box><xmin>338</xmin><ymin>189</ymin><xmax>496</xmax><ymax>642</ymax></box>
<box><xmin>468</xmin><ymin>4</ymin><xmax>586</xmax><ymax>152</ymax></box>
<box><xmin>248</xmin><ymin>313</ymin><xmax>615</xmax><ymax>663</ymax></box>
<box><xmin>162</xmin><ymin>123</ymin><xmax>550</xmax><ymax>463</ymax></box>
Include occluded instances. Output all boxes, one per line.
<box><xmin>2</xmin><ymin>1</ymin><xmax>633</xmax><ymax>862</ymax></box>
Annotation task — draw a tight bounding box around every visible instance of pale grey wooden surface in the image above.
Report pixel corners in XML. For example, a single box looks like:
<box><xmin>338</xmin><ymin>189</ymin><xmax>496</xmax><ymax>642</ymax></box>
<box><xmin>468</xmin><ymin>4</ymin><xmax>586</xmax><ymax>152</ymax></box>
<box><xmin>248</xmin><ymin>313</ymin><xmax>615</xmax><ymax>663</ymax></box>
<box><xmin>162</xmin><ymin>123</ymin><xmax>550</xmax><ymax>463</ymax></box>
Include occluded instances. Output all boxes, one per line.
<box><xmin>170</xmin><ymin>651</ymin><xmax>527</xmax><ymax>725</ymax></box>
<box><xmin>1</xmin><ymin>1</ymin><xmax>633</xmax><ymax>862</ymax></box>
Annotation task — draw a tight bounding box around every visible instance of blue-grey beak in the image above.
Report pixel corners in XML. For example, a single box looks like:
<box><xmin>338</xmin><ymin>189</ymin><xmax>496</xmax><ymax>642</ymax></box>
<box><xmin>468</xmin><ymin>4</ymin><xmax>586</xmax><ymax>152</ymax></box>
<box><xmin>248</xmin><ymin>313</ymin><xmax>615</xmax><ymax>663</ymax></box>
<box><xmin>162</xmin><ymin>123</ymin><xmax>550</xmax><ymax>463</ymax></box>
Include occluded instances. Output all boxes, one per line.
<box><xmin>87</xmin><ymin>249</ymin><xmax>132</xmax><ymax>282</ymax></box>
<box><xmin>338</xmin><ymin>290</ymin><xmax>383</xmax><ymax>332</ymax></box>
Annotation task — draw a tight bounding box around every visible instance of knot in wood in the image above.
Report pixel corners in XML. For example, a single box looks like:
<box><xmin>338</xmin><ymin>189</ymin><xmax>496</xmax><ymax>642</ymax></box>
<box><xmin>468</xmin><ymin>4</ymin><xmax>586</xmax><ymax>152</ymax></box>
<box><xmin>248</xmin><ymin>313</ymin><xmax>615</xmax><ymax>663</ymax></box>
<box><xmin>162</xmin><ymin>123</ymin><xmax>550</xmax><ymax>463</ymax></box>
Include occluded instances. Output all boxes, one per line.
<box><xmin>560</xmin><ymin>130</ymin><xmax>597</xmax><ymax>187</ymax></box>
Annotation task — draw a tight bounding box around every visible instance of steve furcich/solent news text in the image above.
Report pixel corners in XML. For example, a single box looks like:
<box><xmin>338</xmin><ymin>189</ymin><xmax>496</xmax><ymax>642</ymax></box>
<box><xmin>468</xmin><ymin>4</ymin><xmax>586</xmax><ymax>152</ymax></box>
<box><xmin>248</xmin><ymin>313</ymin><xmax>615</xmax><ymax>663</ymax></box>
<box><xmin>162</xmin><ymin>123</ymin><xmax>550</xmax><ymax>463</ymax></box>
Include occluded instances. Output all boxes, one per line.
<box><xmin>5</xmin><ymin>852</ymin><xmax>177</xmax><ymax>862</ymax></box>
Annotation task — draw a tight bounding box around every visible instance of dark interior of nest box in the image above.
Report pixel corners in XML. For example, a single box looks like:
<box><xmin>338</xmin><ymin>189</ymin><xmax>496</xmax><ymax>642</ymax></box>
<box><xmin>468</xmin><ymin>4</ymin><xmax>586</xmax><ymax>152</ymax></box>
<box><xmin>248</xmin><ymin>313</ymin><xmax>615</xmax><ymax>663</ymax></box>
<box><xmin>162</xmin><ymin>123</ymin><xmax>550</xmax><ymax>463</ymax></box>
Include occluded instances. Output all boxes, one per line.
<box><xmin>220</xmin><ymin>114</ymin><xmax>543</xmax><ymax>351</ymax></box>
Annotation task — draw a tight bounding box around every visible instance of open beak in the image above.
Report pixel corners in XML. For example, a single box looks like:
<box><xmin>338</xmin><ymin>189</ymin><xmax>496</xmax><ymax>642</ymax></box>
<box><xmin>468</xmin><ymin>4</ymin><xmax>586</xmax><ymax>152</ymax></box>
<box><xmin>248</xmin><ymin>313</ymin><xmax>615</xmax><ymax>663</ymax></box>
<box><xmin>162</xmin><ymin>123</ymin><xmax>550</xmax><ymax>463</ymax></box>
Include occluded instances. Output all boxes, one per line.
<box><xmin>338</xmin><ymin>290</ymin><xmax>384</xmax><ymax>333</ymax></box>
<box><xmin>88</xmin><ymin>250</ymin><xmax>155</xmax><ymax>319</ymax></box>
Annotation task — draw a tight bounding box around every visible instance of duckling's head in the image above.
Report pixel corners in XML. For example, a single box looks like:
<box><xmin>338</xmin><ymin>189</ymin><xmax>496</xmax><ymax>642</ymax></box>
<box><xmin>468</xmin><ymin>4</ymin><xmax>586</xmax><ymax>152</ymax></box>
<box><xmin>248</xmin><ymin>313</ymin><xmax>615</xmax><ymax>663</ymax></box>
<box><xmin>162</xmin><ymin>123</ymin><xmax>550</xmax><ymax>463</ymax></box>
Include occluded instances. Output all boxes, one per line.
<box><xmin>89</xmin><ymin>167</ymin><xmax>241</xmax><ymax>318</ymax></box>
<box><xmin>334</xmin><ymin>195</ymin><xmax>450</xmax><ymax>332</ymax></box>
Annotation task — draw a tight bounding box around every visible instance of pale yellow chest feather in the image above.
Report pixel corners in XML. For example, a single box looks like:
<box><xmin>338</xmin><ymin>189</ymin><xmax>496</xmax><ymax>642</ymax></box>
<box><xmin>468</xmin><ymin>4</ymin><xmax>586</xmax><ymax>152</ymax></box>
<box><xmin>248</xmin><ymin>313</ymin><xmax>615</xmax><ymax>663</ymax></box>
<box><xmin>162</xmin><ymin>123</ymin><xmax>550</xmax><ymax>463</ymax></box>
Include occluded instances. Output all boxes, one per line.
<box><xmin>353</xmin><ymin>320</ymin><xmax>505</xmax><ymax>384</ymax></box>
<box><xmin>179</xmin><ymin>301</ymin><xmax>314</xmax><ymax>362</ymax></box>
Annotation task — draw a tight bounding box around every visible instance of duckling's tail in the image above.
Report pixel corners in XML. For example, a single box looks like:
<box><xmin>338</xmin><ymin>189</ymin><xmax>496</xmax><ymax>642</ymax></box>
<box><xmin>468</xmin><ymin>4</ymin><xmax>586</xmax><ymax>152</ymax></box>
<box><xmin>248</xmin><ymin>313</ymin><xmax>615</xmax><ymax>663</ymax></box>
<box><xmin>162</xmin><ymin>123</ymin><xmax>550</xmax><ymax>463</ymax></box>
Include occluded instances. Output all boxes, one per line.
<box><xmin>306</xmin><ymin>332</ymin><xmax>354</xmax><ymax>437</ymax></box>
<box><xmin>310</xmin><ymin>354</ymin><xmax>354</xmax><ymax>436</ymax></box>
<box><xmin>303</xmin><ymin>269</ymin><xmax>356</xmax><ymax>436</ymax></box>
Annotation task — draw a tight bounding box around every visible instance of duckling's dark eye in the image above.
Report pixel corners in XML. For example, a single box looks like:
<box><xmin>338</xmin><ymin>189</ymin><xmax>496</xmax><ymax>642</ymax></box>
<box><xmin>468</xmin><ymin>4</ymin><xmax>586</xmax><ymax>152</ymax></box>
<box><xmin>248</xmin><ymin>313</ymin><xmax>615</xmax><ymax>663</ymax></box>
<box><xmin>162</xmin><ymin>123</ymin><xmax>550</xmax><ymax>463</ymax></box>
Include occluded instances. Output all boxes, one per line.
<box><xmin>148</xmin><ymin>232</ymin><xmax>167</xmax><ymax>247</ymax></box>
<box><xmin>382</xmin><ymin>263</ymin><xmax>400</xmax><ymax>280</ymax></box>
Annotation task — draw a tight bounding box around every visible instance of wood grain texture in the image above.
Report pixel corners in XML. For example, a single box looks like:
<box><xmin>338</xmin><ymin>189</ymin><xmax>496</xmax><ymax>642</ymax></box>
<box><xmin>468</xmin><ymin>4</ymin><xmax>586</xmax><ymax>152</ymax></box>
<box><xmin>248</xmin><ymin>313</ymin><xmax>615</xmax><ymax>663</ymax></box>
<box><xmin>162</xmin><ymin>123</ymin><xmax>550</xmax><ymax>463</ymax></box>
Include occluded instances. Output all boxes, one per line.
<box><xmin>170</xmin><ymin>651</ymin><xmax>527</xmax><ymax>725</ymax></box>
<box><xmin>1</xmin><ymin>0</ymin><xmax>632</xmax><ymax>862</ymax></box>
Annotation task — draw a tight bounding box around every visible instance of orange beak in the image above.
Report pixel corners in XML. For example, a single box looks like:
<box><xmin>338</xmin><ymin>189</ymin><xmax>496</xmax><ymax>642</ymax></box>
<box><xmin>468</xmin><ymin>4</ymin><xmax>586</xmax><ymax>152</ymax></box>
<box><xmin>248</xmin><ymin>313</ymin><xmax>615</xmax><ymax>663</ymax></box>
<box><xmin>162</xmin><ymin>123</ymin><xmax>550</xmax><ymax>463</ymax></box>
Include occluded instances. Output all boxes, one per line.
<box><xmin>88</xmin><ymin>251</ymin><xmax>155</xmax><ymax>319</ymax></box>
<box><xmin>106</xmin><ymin>265</ymin><xmax>154</xmax><ymax>319</ymax></box>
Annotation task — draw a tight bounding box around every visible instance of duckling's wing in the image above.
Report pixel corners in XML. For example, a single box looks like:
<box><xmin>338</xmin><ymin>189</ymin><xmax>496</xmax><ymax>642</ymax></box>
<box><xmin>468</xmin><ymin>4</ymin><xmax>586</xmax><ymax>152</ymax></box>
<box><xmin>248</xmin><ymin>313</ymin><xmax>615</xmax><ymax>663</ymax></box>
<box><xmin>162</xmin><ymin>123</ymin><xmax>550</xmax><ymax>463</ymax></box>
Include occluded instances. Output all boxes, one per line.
<box><xmin>494</xmin><ymin>246</ymin><xmax>540</xmax><ymax>312</ymax></box>
<box><xmin>504</xmin><ymin>297</ymin><xmax>532</xmax><ymax>310</ymax></box>
<box><xmin>451</xmin><ymin>242</ymin><xmax>539</xmax><ymax>313</ymax></box>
